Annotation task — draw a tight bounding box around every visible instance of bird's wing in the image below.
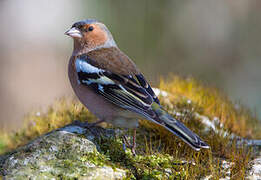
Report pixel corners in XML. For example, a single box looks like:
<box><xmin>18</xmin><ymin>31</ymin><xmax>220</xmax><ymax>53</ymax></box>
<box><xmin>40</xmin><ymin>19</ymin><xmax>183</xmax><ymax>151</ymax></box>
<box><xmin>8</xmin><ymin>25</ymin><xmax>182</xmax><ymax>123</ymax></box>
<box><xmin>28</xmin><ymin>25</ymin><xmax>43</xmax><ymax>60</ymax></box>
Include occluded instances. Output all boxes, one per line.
<box><xmin>75</xmin><ymin>47</ymin><xmax>160</xmax><ymax>120</ymax></box>
<box><xmin>86</xmin><ymin>47</ymin><xmax>160</xmax><ymax>104</ymax></box>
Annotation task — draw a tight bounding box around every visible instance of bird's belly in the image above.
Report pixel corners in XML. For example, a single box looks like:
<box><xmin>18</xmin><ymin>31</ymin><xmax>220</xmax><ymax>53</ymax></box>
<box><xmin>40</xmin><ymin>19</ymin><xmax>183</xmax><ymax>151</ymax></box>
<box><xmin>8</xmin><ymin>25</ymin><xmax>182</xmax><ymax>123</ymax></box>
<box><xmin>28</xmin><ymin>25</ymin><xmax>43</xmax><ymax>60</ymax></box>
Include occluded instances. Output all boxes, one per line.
<box><xmin>72</xmin><ymin>81</ymin><xmax>119</xmax><ymax>118</ymax></box>
<box><xmin>107</xmin><ymin>110</ymin><xmax>141</xmax><ymax>128</ymax></box>
<box><xmin>74</xmin><ymin>84</ymin><xmax>140</xmax><ymax>128</ymax></box>
<box><xmin>107</xmin><ymin>117</ymin><xmax>139</xmax><ymax>128</ymax></box>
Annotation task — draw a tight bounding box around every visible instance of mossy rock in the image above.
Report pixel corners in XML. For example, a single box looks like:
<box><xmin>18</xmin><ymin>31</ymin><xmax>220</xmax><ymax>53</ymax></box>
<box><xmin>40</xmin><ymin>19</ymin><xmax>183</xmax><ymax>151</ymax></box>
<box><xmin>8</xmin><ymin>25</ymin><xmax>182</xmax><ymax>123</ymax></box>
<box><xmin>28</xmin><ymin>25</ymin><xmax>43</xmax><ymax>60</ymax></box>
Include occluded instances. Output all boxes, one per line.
<box><xmin>0</xmin><ymin>124</ymin><xmax>126</xmax><ymax>180</ymax></box>
<box><xmin>1</xmin><ymin>76</ymin><xmax>261</xmax><ymax>179</ymax></box>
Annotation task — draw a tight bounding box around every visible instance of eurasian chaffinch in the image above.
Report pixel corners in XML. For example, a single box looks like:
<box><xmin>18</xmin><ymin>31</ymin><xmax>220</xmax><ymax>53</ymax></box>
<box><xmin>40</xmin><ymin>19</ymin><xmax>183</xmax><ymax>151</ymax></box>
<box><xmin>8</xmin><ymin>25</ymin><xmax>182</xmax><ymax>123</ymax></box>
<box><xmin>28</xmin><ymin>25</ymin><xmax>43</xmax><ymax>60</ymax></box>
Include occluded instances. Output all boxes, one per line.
<box><xmin>65</xmin><ymin>19</ymin><xmax>209</xmax><ymax>154</ymax></box>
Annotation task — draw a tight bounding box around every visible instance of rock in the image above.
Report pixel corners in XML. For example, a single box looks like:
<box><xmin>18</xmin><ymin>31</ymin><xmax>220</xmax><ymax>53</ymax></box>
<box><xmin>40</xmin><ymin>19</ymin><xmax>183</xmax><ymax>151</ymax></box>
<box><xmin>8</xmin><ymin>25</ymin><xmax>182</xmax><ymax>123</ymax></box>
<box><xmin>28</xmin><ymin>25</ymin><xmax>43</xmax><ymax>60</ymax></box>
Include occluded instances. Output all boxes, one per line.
<box><xmin>0</xmin><ymin>124</ymin><xmax>126</xmax><ymax>179</ymax></box>
<box><xmin>247</xmin><ymin>156</ymin><xmax>261</xmax><ymax>180</ymax></box>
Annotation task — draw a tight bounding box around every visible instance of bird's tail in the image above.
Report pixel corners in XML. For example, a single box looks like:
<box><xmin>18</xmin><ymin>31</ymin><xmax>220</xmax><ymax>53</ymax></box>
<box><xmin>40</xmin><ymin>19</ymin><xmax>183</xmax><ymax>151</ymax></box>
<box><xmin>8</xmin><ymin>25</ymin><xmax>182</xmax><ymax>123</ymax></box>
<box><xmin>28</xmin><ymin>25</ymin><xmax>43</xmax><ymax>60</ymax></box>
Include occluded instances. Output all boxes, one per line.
<box><xmin>151</xmin><ymin>103</ymin><xmax>210</xmax><ymax>151</ymax></box>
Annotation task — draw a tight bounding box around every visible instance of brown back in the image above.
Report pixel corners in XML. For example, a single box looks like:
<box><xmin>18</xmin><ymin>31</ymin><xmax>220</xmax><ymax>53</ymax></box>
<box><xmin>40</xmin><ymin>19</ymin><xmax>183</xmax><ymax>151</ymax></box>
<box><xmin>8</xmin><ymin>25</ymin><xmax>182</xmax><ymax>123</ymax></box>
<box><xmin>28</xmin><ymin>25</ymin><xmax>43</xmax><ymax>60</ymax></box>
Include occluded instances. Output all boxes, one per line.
<box><xmin>86</xmin><ymin>47</ymin><xmax>140</xmax><ymax>75</ymax></box>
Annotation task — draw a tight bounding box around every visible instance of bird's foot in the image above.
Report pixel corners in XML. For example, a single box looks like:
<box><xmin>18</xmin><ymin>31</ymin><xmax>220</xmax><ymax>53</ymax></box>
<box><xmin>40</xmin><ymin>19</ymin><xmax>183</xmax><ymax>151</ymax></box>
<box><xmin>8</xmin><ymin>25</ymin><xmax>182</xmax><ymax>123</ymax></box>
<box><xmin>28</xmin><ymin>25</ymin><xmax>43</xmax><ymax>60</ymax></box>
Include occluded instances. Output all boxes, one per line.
<box><xmin>122</xmin><ymin>129</ymin><xmax>136</xmax><ymax>156</ymax></box>
<box><xmin>122</xmin><ymin>135</ymin><xmax>136</xmax><ymax>156</ymax></box>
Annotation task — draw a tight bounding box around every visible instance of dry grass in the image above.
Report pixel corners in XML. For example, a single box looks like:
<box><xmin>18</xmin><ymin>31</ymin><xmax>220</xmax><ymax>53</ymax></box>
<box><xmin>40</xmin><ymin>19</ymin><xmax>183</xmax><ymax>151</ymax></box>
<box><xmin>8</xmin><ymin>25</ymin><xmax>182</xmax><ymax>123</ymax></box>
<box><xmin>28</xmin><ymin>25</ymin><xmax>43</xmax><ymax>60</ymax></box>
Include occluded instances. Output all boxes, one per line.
<box><xmin>0</xmin><ymin>98</ymin><xmax>96</xmax><ymax>153</ymax></box>
<box><xmin>158</xmin><ymin>75</ymin><xmax>261</xmax><ymax>138</ymax></box>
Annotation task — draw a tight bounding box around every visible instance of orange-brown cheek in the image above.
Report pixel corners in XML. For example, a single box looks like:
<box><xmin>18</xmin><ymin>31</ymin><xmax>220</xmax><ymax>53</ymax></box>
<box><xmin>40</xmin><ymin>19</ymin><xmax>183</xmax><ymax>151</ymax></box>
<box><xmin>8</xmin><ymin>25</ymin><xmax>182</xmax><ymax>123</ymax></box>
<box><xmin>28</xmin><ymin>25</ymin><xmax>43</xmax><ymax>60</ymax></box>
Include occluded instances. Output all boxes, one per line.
<box><xmin>84</xmin><ymin>27</ymin><xmax>107</xmax><ymax>48</ymax></box>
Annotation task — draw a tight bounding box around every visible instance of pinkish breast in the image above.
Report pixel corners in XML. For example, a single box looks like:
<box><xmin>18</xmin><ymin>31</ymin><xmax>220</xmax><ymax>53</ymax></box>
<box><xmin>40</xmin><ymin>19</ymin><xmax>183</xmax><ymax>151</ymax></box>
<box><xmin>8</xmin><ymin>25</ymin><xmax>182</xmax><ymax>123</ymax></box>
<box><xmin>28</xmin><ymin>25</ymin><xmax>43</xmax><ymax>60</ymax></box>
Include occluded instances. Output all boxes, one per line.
<box><xmin>68</xmin><ymin>56</ymin><xmax>122</xmax><ymax>120</ymax></box>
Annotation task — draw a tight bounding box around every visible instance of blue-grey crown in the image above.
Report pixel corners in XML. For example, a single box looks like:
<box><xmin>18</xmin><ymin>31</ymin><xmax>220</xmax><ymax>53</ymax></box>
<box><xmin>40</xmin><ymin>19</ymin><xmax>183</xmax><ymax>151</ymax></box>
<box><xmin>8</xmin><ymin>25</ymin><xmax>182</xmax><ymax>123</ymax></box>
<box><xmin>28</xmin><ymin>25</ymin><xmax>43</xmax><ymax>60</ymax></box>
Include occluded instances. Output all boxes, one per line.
<box><xmin>72</xmin><ymin>19</ymin><xmax>98</xmax><ymax>28</ymax></box>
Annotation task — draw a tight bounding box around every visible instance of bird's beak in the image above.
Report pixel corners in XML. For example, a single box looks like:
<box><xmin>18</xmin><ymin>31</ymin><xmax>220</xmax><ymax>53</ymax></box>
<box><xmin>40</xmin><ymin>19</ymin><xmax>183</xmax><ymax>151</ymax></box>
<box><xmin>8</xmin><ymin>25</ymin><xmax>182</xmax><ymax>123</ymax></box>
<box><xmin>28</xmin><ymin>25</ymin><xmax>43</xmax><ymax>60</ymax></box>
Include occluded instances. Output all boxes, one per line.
<box><xmin>64</xmin><ymin>27</ymin><xmax>82</xmax><ymax>38</ymax></box>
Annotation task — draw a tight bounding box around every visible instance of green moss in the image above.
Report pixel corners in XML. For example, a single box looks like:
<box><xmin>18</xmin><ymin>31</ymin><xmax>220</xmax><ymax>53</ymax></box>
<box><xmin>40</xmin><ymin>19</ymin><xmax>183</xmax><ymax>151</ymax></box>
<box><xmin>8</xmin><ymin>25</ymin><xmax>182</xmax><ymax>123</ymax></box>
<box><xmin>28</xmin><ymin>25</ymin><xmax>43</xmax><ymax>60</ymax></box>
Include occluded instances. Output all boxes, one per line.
<box><xmin>80</xmin><ymin>136</ymin><xmax>187</xmax><ymax>179</ymax></box>
<box><xmin>0</xmin><ymin>139</ymin><xmax>6</xmax><ymax>154</ymax></box>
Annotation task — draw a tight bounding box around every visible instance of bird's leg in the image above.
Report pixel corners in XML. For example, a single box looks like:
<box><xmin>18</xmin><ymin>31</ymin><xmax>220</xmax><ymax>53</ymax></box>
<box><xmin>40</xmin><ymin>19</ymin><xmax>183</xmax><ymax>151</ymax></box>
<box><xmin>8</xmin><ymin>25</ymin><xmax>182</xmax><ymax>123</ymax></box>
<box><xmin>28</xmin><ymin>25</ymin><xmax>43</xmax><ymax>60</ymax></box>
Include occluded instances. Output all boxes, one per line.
<box><xmin>132</xmin><ymin>128</ymin><xmax>136</xmax><ymax>155</ymax></box>
<box><xmin>73</xmin><ymin>119</ymin><xmax>105</xmax><ymax>128</ymax></box>
<box><xmin>122</xmin><ymin>128</ymin><xmax>137</xmax><ymax>156</ymax></box>
<box><xmin>122</xmin><ymin>135</ymin><xmax>131</xmax><ymax>148</ymax></box>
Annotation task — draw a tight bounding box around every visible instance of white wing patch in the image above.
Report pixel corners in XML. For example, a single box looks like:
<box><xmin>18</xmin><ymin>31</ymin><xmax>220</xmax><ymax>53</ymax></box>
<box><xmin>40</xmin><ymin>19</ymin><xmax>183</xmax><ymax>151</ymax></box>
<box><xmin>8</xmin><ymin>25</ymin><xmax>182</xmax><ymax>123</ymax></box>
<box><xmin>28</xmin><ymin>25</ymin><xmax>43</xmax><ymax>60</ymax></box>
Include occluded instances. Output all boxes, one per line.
<box><xmin>75</xmin><ymin>58</ymin><xmax>115</xmax><ymax>86</ymax></box>
<box><xmin>82</xmin><ymin>76</ymin><xmax>115</xmax><ymax>85</ymax></box>
<box><xmin>75</xmin><ymin>58</ymin><xmax>103</xmax><ymax>73</ymax></box>
<box><xmin>98</xmin><ymin>84</ymin><xmax>104</xmax><ymax>92</ymax></box>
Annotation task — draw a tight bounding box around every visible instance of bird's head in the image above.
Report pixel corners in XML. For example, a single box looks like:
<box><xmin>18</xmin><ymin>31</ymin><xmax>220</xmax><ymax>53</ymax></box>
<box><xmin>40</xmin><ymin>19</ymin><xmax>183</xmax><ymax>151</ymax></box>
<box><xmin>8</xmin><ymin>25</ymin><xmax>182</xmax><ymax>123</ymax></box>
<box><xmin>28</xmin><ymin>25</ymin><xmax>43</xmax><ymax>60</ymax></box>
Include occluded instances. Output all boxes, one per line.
<box><xmin>65</xmin><ymin>19</ymin><xmax>117</xmax><ymax>54</ymax></box>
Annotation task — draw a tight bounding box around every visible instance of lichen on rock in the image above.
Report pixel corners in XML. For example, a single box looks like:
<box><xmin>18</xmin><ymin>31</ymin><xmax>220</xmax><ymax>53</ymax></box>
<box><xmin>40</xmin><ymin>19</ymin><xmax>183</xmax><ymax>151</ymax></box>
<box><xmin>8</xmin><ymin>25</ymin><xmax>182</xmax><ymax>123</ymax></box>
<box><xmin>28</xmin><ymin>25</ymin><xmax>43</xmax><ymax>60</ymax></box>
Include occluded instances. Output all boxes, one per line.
<box><xmin>0</xmin><ymin>124</ymin><xmax>126</xmax><ymax>180</ymax></box>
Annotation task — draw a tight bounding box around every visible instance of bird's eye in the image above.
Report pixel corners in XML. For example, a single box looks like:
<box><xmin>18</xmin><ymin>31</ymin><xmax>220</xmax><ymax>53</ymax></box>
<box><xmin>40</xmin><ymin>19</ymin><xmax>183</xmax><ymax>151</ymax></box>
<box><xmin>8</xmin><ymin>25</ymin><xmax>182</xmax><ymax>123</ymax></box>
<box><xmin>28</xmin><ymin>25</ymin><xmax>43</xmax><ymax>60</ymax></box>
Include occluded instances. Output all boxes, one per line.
<box><xmin>88</xmin><ymin>26</ymin><xmax>94</xmax><ymax>31</ymax></box>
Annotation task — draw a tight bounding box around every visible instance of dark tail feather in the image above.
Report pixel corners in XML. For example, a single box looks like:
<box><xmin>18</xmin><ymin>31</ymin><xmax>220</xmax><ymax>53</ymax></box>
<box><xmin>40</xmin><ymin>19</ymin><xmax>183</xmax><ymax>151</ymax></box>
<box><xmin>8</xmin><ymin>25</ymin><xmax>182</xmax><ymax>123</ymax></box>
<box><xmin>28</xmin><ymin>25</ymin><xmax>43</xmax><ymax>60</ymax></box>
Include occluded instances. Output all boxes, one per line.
<box><xmin>153</xmin><ymin>108</ymin><xmax>210</xmax><ymax>150</ymax></box>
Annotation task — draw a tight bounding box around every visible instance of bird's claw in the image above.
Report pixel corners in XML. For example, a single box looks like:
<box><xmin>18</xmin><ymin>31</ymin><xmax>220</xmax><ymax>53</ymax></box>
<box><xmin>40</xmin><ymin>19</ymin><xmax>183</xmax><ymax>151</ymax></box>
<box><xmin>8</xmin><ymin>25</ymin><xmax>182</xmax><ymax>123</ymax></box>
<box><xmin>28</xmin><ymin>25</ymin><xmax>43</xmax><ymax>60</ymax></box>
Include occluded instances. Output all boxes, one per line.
<box><xmin>122</xmin><ymin>135</ymin><xmax>136</xmax><ymax>156</ymax></box>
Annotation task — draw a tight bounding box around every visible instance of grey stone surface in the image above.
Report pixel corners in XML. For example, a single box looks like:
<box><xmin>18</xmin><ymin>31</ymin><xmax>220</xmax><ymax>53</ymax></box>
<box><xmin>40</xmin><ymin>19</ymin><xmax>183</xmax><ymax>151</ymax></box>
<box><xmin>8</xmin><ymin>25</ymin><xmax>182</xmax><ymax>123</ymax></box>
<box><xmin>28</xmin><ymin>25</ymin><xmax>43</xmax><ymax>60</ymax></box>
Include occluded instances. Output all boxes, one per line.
<box><xmin>0</xmin><ymin>124</ymin><xmax>125</xmax><ymax>180</ymax></box>
<box><xmin>247</xmin><ymin>156</ymin><xmax>261</xmax><ymax>180</ymax></box>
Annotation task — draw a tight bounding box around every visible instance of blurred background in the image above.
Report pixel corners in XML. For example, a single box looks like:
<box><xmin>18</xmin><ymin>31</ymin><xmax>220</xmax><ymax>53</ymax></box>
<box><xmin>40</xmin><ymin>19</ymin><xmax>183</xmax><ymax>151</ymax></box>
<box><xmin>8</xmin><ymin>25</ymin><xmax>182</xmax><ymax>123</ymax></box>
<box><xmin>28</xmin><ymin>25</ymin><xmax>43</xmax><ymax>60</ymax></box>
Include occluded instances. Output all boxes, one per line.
<box><xmin>0</xmin><ymin>0</ymin><xmax>260</xmax><ymax>131</ymax></box>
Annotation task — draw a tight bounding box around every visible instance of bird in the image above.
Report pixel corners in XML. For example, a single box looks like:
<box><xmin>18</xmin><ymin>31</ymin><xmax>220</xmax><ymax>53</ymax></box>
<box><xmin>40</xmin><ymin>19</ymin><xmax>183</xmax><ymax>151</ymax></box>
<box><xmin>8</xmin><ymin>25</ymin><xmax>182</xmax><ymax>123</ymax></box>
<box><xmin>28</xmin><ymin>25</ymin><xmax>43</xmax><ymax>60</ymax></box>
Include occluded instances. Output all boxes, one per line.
<box><xmin>65</xmin><ymin>19</ymin><xmax>209</xmax><ymax>155</ymax></box>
